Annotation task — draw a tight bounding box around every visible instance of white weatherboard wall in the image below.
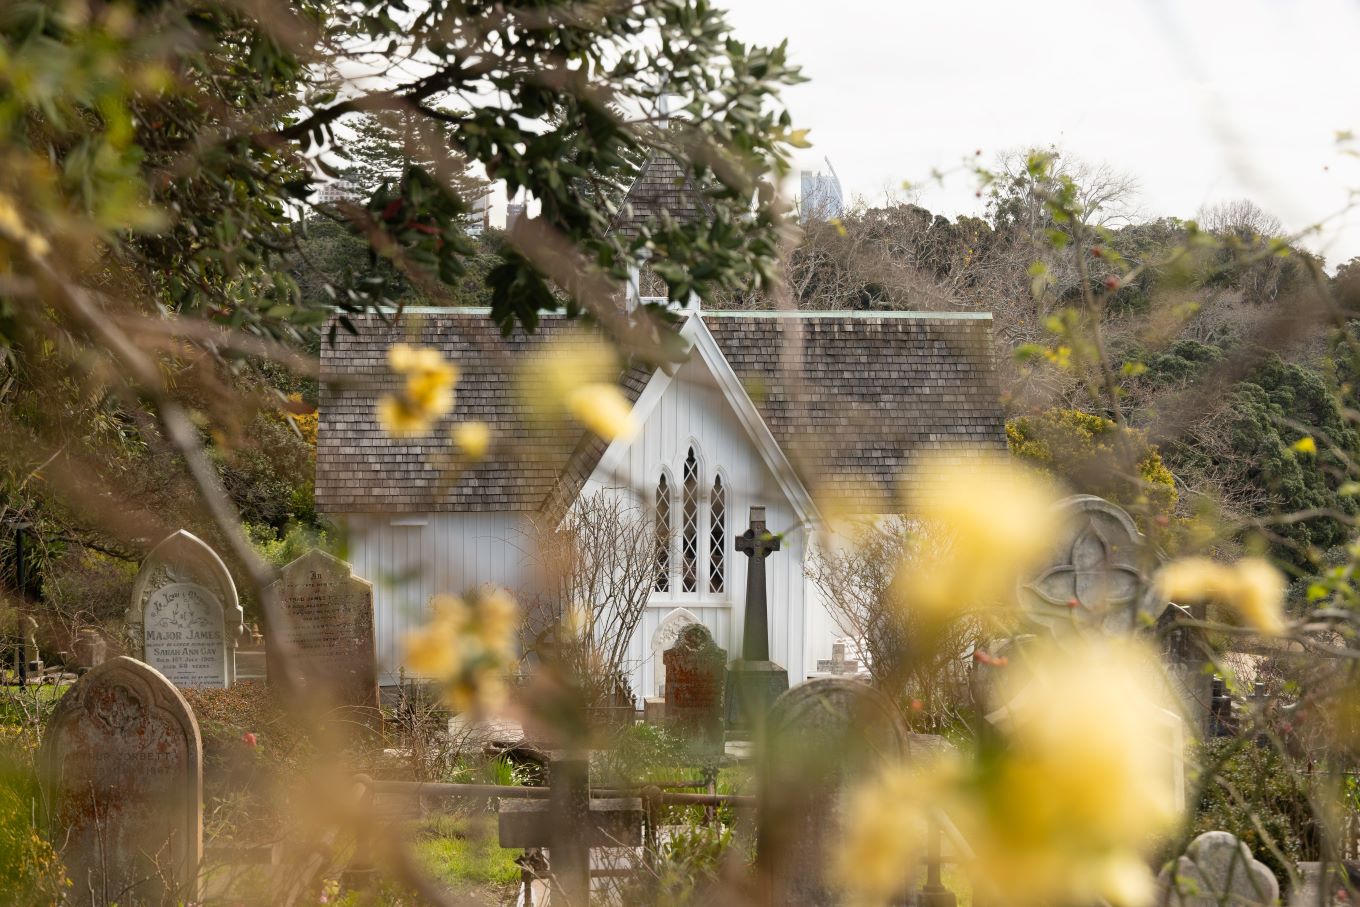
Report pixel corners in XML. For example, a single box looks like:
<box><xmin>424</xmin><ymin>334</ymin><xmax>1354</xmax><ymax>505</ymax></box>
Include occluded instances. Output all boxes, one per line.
<box><xmin>584</xmin><ymin>350</ymin><xmax>819</xmax><ymax>701</ymax></box>
<box><xmin>341</xmin><ymin>512</ymin><xmax>540</xmax><ymax>685</ymax></box>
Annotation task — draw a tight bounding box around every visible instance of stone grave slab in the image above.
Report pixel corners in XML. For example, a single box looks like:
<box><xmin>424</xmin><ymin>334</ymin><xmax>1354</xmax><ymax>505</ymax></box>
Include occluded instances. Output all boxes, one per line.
<box><xmin>129</xmin><ymin>531</ymin><xmax>242</xmax><ymax>688</ymax></box>
<box><xmin>270</xmin><ymin>549</ymin><xmax>379</xmax><ymax>717</ymax></box>
<box><xmin>42</xmin><ymin>656</ymin><xmax>202</xmax><ymax>905</ymax></box>
<box><xmin>1157</xmin><ymin>830</ymin><xmax>1278</xmax><ymax>906</ymax></box>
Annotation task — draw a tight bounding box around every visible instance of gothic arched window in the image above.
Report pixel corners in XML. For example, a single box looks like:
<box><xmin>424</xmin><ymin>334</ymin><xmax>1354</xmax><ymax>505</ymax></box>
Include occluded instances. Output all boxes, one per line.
<box><xmin>709</xmin><ymin>474</ymin><xmax>726</xmax><ymax>594</ymax></box>
<box><xmin>654</xmin><ymin>473</ymin><xmax>671</xmax><ymax>592</ymax></box>
<box><xmin>681</xmin><ymin>448</ymin><xmax>700</xmax><ymax>592</ymax></box>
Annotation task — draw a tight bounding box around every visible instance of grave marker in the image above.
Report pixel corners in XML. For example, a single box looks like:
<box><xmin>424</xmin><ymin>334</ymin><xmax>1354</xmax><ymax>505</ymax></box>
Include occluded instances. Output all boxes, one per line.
<box><xmin>129</xmin><ymin>531</ymin><xmax>242</xmax><ymax>688</ymax></box>
<box><xmin>270</xmin><ymin>549</ymin><xmax>379</xmax><ymax>718</ymax></box>
<box><xmin>760</xmin><ymin>678</ymin><xmax>911</xmax><ymax>906</ymax></box>
<box><xmin>726</xmin><ymin>507</ymin><xmax>789</xmax><ymax>728</ymax></box>
<box><xmin>663</xmin><ymin>623</ymin><xmax>726</xmax><ymax>755</ymax></box>
<box><xmin>815</xmin><ymin>640</ymin><xmax>860</xmax><ymax>676</ymax></box>
<box><xmin>1157</xmin><ymin>830</ymin><xmax>1278</xmax><ymax>906</ymax></box>
<box><xmin>1019</xmin><ymin>494</ymin><xmax>1164</xmax><ymax>634</ymax></box>
<box><xmin>42</xmin><ymin>656</ymin><xmax>202</xmax><ymax>905</ymax></box>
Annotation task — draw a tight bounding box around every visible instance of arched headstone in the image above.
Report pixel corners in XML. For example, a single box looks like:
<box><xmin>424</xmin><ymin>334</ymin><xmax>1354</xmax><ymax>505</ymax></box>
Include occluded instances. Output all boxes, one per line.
<box><xmin>129</xmin><ymin>531</ymin><xmax>243</xmax><ymax>688</ymax></box>
<box><xmin>1019</xmin><ymin>494</ymin><xmax>1164</xmax><ymax>634</ymax></box>
<box><xmin>760</xmin><ymin>678</ymin><xmax>912</xmax><ymax>906</ymax></box>
<box><xmin>663</xmin><ymin>623</ymin><xmax>726</xmax><ymax>755</ymax></box>
<box><xmin>650</xmin><ymin>607</ymin><xmax>701</xmax><ymax>693</ymax></box>
<box><xmin>270</xmin><ymin>549</ymin><xmax>379</xmax><ymax>721</ymax></box>
<box><xmin>42</xmin><ymin>656</ymin><xmax>202</xmax><ymax>905</ymax></box>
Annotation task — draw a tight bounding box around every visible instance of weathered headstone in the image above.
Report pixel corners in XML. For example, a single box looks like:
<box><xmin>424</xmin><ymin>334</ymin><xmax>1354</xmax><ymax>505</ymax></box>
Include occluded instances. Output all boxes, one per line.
<box><xmin>650</xmin><ymin>607</ymin><xmax>701</xmax><ymax>693</ymax></box>
<box><xmin>129</xmin><ymin>531</ymin><xmax>242</xmax><ymax>688</ymax></box>
<box><xmin>1157</xmin><ymin>830</ymin><xmax>1278</xmax><ymax>906</ymax></box>
<box><xmin>726</xmin><ymin>507</ymin><xmax>789</xmax><ymax>729</ymax></box>
<box><xmin>663</xmin><ymin>623</ymin><xmax>726</xmax><ymax>754</ymax></box>
<box><xmin>1019</xmin><ymin>494</ymin><xmax>1164</xmax><ymax>634</ymax></box>
<box><xmin>815</xmin><ymin>640</ymin><xmax>860</xmax><ymax>676</ymax></box>
<box><xmin>73</xmin><ymin>627</ymin><xmax>107</xmax><ymax>672</ymax></box>
<box><xmin>42</xmin><ymin>656</ymin><xmax>202</xmax><ymax>906</ymax></box>
<box><xmin>759</xmin><ymin>678</ymin><xmax>912</xmax><ymax>906</ymax></box>
<box><xmin>270</xmin><ymin>549</ymin><xmax>379</xmax><ymax>718</ymax></box>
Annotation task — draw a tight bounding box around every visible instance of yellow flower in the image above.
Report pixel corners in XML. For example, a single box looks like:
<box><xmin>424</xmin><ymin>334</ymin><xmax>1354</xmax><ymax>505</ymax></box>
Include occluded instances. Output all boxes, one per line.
<box><xmin>968</xmin><ymin>636</ymin><xmax>1183</xmax><ymax>906</ymax></box>
<box><xmin>897</xmin><ymin>452</ymin><xmax>1062</xmax><ymax>622</ymax></box>
<box><xmin>1292</xmin><ymin>436</ymin><xmax>1318</xmax><ymax>455</ymax></box>
<box><xmin>377</xmin><ymin>344</ymin><xmax>458</xmax><ymax>437</ymax></box>
<box><xmin>453</xmin><ymin>420</ymin><xmax>491</xmax><ymax>460</ymax></box>
<box><xmin>401</xmin><ymin>589</ymin><xmax>519</xmax><ymax>713</ymax></box>
<box><xmin>1156</xmin><ymin>555</ymin><xmax>1287</xmax><ymax>636</ymax></box>
<box><xmin>832</xmin><ymin>762</ymin><xmax>948</xmax><ymax>905</ymax></box>
<box><xmin>566</xmin><ymin>383</ymin><xmax>637</xmax><ymax>440</ymax></box>
<box><xmin>519</xmin><ymin>331</ymin><xmax>634</xmax><ymax>437</ymax></box>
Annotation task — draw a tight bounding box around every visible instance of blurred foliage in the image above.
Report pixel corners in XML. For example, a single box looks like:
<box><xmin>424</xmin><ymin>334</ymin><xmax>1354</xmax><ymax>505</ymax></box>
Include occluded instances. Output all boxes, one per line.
<box><xmin>1189</xmin><ymin>738</ymin><xmax>1313</xmax><ymax>889</ymax></box>
<box><xmin>1007</xmin><ymin>407</ymin><xmax>1177</xmax><ymax>519</ymax></box>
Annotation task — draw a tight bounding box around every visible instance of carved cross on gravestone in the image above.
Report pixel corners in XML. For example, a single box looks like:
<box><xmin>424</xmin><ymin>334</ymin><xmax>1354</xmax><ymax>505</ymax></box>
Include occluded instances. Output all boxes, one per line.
<box><xmin>497</xmin><ymin>758</ymin><xmax>642</xmax><ymax>906</ymax></box>
<box><xmin>735</xmin><ymin>506</ymin><xmax>781</xmax><ymax>662</ymax></box>
<box><xmin>1019</xmin><ymin>495</ymin><xmax>1164</xmax><ymax>634</ymax></box>
<box><xmin>816</xmin><ymin>641</ymin><xmax>859</xmax><ymax>676</ymax></box>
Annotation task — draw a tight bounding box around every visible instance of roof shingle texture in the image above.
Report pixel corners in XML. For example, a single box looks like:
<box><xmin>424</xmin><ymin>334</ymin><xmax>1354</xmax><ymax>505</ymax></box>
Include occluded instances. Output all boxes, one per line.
<box><xmin>315</xmin><ymin>311</ymin><xmax>1006</xmax><ymax>515</ymax></box>
<box><xmin>609</xmin><ymin>153</ymin><xmax>710</xmax><ymax>243</ymax></box>
<box><xmin>704</xmin><ymin>314</ymin><xmax>1007</xmax><ymax>510</ymax></box>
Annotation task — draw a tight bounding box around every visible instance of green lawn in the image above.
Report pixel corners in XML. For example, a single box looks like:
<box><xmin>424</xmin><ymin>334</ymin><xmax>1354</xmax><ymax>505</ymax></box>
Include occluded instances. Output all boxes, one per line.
<box><xmin>415</xmin><ymin>813</ymin><xmax>522</xmax><ymax>891</ymax></box>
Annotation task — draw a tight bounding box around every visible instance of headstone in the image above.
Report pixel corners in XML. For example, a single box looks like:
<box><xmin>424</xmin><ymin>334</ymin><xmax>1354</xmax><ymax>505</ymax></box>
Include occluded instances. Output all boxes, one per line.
<box><xmin>270</xmin><ymin>549</ymin><xmax>379</xmax><ymax>718</ymax></box>
<box><xmin>42</xmin><ymin>656</ymin><xmax>202</xmax><ymax>905</ymax></box>
<box><xmin>816</xmin><ymin>640</ymin><xmax>860</xmax><ymax>676</ymax></box>
<box><xmin>1018</xmin><ymin>494</ymin><xmax>1164</xmax><ymax>634</ymax></box>
<box><xmin>726</xmin><ymin>507</ymin><xmax>789</xmax><ymax>729</ymax></box>
<box><xmin>650</xmin><ymin>607</ymin><xmax>701</xmax><ymax>693</ymax></box>
<box><xmin>1157</xmin><ymin>830</ymin><xmax>1278</xmax><ymax>906</ymax></box>
<box><xmin>73</xmin><ymin>627</ymin><xmax>107</xmax><ymax>672</ymax></box>
<box><xmin>129</xmin><ymin>531</ymin><xmax>242</xmax><ymax>688</ymax></box>
<box><xmin>759</xmin><ymin>678</ymin><xmax>911</xmax><ymax>906</ymax></box>
<box><xmin>663</xmin><ymin>623</ymin><xmax>726</xmax><ymax>755</ymax></box>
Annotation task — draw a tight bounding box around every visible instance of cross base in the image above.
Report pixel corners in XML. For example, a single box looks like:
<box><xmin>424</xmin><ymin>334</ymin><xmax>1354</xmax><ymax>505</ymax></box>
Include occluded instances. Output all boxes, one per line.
<box><xmin>724</xmin><ymin>660</ymin><xmax>789</xmax><ymax>731</ymax></box>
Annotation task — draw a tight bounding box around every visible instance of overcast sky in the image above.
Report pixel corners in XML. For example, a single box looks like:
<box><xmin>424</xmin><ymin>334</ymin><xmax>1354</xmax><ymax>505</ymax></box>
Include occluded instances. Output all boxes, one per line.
<box><xmin>720</xmin><ymin>0</ymin><xmax>1360</xmax><ymax>268</ymax></box>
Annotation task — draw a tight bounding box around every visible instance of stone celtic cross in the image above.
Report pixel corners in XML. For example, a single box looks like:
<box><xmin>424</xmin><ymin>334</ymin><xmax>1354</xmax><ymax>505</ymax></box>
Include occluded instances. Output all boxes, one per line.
<box><xmin>735</xmin><ymin>506</ymin><xmax>780</xmax><ymax>662</ymax></box>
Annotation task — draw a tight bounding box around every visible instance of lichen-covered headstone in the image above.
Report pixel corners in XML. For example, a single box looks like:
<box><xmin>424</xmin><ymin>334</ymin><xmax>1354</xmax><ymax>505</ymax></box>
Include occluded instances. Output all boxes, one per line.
<box><xmin>1157</xmin><ymin>830</ymin><xmax>1278</xmax><ymax>906</ymax></box>
<box><xmin>129</xmin><ymin>531</ymin><xmax>242</xmax><ymax>688</ymax></box>
<box><xmin>761</xmin><ymin>678</ymin><xmax>911</xmax><ymax>906</ymax></box>
<box><xmin>663</xmin><ymin>623</ymin><xmax>726</xmax><ymax>754</ymax></box>
<box><xmin>42</xmin><ymin>656</ymin><xmax>202</xmax><ymax>905</ymax></box>
<box><xmin>1019</xmin><ymin>494</ymin><xmax>1164</xmax><ymax>634</ymax></box>
<box><xmin>270</xmin><ymin>549</ymin><xmax>379</xmax><ymax>719</ymax></box>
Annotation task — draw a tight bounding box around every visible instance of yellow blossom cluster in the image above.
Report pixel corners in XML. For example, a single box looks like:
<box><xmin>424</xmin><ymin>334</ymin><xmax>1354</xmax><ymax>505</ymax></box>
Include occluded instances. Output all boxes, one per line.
<box><xmin>402</xmin><ymin>586</ymin><xmax>518</xmax><ymax>712</ymax></box>
<box><xmin>377</xmin><ymin>344</ymin><xmax>459</xmax><ymax>437</ymax></box>
<box><xmin>452</xmin><ymin>420</ymin><xmax>491</xmax><ymax>460</ymax></box>
<box><xmin>835</xmin><ymin>637</ymin><xmax>1183</xmax><ymax>907</ymax></box>
<box><xmin>1156</xmin><ymin>555</ymin><xmax>1287</xmax><ymax>636</ymax></box>
<box><xmin>896</xmin><ymin>452</ymin><xmax>1063</xmax><ymax>623</ymax></box>
<box><xmin>519</xmin><ymin>332</ymin><xmax>637</xmax><ymax>441</ymax></box>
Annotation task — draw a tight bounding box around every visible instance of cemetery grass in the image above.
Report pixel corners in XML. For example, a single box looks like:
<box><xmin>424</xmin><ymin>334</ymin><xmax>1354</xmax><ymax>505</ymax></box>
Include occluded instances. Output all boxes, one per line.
<box><xmin>413</xmin><ymin>813</ymin><xmax>522</xmax><ymax>903</ymax></box>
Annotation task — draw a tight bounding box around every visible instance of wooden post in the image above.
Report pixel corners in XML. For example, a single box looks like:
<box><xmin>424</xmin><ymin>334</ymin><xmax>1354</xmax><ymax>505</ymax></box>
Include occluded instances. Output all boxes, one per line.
<box><xmin>549</xmin><ymin>758</ymin><xmax>590</xmax><ymax>905</ymax></box>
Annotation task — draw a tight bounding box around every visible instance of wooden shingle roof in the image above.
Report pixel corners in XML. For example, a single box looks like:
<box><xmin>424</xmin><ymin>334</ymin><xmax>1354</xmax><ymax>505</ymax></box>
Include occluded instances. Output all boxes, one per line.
<box><xmin>315</xmin><ymin>310</ymin><xmax>1006</xmax><ymax>515</ymax></box>
<box><xmin>608</xmin><ymin>152</ymin><xmax>710</xmax><ymax>242</ymax></box>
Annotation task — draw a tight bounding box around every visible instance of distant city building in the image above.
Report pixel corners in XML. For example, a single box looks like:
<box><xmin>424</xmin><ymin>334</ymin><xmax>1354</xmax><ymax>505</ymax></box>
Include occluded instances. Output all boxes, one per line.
<box><xmin>799</xmin><ymin>159</ymin><xmax>844</xmax><ymax>221</ymax></box>
<box><xmin>314</xmin><ymin>178</ymin><xmax>365</xmax><ymax>205</ymax></box>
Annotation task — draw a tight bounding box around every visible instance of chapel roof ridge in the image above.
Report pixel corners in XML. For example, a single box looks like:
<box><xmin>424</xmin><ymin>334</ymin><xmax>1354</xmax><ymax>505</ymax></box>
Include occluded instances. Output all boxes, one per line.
<box><xmin>362</xmin><ymin>306</ymin><xmax>993</xmax><ymax>321</ymax></box>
